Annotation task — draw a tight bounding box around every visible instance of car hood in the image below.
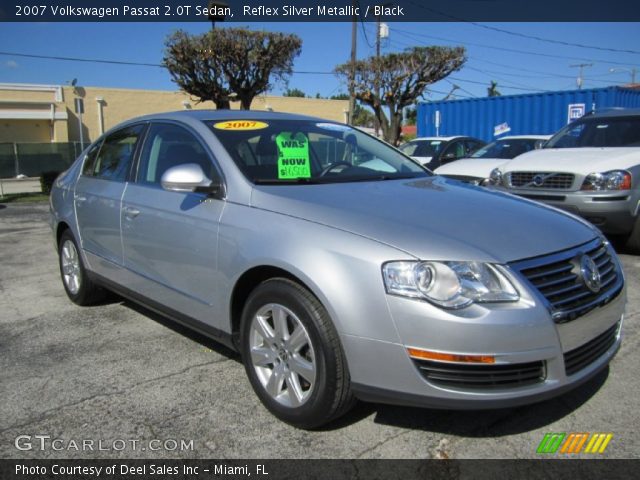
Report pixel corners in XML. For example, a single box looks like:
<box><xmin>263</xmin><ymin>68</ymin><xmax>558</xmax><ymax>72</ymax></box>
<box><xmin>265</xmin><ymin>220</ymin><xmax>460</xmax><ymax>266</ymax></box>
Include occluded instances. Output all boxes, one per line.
<box><xmin>434</xmin><ymin>158</ymin><xmax>508</xmax><ymax>178</ymax></box>
<box><xmin>250</xmin><ymin>177</ymin><xmax>596</xmax><ymax>263</ymax></box>
<box><xmin>502</xmin><ymin>147</ymin><xmax>640</xmax><ymax>174</ymax></box>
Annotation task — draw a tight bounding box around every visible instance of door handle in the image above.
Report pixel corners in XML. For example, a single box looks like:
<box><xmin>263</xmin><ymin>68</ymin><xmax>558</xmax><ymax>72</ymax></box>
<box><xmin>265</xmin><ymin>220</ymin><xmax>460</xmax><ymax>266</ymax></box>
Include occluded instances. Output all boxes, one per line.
<box><xmin>123</xmin><ymin>206</ymin><xmax>140</xmax><ymax>218</ymax></box>
<box><xmin>75</xmin><ymin>195</ymin><xmax>87</xmax><ymax>203</ymax></box>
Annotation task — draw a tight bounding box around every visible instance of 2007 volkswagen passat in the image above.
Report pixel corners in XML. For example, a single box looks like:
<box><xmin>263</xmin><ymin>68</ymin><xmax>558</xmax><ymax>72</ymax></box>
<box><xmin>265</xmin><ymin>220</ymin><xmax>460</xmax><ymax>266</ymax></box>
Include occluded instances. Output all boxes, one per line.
<box><xmin>50</xmin><ymin>111</ymin><xmax>625</xmax><ymax>428</ymax></box>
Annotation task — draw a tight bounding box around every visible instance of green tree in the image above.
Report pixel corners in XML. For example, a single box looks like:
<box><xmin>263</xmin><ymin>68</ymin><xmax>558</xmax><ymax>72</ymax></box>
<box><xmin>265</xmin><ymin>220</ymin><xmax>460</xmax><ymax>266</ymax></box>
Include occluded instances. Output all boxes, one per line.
<box><xmin>283</xmin><ymin>88</ymin><xmax>306</xmax><ymax>97</ymax></box>
<box><xmin>352</xmin><ymin>104</ymin><xmax>375</xmax><ymax>128</ymax></box>
<box><xmin>335</xmin><ymin>46</ymin><xmax>466</xmax><ymax>145</ymax></box>
<box><xmin>164</xmin><ymin>28</ymin><xmax>302</xmax><ymax>110</ymax></box>
<box><xmin>405</xmin><ymin>107</ymin><xmax>417</xmax><ymax>126</ymax></box>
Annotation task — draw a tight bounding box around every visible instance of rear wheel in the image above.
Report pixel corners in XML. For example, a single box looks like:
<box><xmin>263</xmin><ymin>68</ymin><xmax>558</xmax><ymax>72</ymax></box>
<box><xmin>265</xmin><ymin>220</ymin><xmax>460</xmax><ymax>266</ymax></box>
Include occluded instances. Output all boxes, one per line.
<box><xmin>58</xmin><ymin>230</ymin><xmax>104</xmax><ymax>305</ymax></box>
<box><xmin>240</xmin><ymin>278</ymin><xmax>354</xmax><ymax>429</ymax></box>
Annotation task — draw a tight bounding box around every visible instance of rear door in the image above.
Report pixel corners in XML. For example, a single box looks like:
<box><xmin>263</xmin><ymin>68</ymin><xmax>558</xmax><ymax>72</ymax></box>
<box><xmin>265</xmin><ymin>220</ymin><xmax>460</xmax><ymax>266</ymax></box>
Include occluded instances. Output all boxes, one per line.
<box><xmin>74</xmin><ymin>124</ymin><xmax>145</xmax><ymax>276</ymax></box>
<box><xmin>120</xmin><ymin>122</ymin><xmax>225</xmax><ymax>325</ymax></box>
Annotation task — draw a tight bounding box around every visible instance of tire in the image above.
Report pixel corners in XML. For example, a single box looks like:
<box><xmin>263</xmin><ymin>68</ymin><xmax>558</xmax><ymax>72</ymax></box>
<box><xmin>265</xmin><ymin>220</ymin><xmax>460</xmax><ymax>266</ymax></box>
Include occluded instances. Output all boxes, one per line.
<box><xmin>625</xmin><ymin>215</ymin><xmax>640</xmax><ymax>254</ymax></box>
<box><xmin>58</xmin><ymin>230</ymin><xmax>104</xmax><ymax>305</ymax></box>
<box><xmin>240</xmin><ymin>278</ymin><xmax>354</xmax><ymax>429</ymax></box>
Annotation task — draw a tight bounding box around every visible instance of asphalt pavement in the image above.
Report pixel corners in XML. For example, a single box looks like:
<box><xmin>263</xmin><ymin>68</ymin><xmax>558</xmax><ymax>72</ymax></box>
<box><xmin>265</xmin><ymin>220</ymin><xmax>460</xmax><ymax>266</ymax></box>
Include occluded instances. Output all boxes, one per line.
<box><xmin>1</xmin><ymin>202</ymin><xmax>638</xmax><ymax>459</ymax></box>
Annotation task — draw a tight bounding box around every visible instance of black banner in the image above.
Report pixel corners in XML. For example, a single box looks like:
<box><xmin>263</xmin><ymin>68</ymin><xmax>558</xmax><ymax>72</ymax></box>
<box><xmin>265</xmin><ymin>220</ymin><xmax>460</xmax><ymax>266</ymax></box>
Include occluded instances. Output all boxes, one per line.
<box><xmin>1</xmin><ymin>459</ymin><xmax>639</xmax><ymax>480</ymax></box>
<box><xmin>1</xmin><ymin>0</ymin><xmax>639</xmax><ymax>22</ymax></box>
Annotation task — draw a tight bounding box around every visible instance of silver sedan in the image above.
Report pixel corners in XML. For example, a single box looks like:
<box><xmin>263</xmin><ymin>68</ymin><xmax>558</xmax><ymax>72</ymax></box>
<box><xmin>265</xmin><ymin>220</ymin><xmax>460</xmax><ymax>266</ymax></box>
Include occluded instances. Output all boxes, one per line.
<box><xmin>49</xmin><ymin>111</ymin><xmax>625</xmax><ymax>428</ymax></box>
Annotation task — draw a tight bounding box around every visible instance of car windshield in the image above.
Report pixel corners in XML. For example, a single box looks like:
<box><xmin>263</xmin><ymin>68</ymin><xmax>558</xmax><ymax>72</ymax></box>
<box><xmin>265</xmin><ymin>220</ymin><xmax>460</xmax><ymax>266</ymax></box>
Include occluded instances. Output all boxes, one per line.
<box><xmin>470</xmin><ymin>138</ymin><xmax>544</xmax><ymax>159</ymax></box>
<box><xmin>398</xmin><ymin>139</ymin><xmax>445</xmax><ymax>157</ymax></box>
<box><xmin>208</xmin><ymin>119</ymin><xmax>428</xmax><ymax>184</ymax></box>
<box><xmin>545</xmin><ymin>115</ymin><xmax>640</xmax><ymax>148</ymax></box>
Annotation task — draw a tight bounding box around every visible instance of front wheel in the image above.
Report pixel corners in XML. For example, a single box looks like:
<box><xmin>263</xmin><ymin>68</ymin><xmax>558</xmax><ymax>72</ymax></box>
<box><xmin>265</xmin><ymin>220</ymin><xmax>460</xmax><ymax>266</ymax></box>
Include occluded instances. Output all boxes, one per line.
<box><xmin>240</xmin><ymin>278</ymin><xmax>354</xmax><ymax>429</ymax></box>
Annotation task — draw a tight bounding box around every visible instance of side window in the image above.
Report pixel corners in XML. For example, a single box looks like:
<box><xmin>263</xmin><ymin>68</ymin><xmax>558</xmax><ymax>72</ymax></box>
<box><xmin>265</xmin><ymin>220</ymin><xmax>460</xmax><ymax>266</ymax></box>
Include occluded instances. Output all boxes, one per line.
<box><xmin>466</xmin><ymin>140</ymin><xmax>483</xmax><ymax>155</ymax></box>
<box><xmin>442</xmin><ymin>141</ymin><xmax>464</xmax><ymax>161</ymax></box>
<box><xmin>82</xmin><ymin>140</ymin><xmax>103</xmax><ymax>176</ymax></box>
<box><xmin>90</xmin><ymin>125</ymin><xmax>145</xmax><ymax>181</ymax></box>
<box><xmin>137</xmin><ymin>123</ymin><xmax>215</xmax><ymax>186</ymax></box>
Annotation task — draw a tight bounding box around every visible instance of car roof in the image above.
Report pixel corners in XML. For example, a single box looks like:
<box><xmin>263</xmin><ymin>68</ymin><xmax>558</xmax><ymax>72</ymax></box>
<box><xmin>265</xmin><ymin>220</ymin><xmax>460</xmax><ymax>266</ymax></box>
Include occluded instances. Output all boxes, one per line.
<box><xmin>587</xmin><ymin>108</ymin><xmax>640</xmax><ymax>118</ymax></box>
<box><xmin>122</xmin><ymin>109</ymin><xmax>334</xmax><ymax>124</ymax></box>
<box><xmin>493</xmin><ymin>135</ymin><xmax>552</xmax><ymax>140</ymax></box>
<box><xmin>411</xmin><ymin>136</ymin><xmax>464</xmax><ymax>142</ymax></box>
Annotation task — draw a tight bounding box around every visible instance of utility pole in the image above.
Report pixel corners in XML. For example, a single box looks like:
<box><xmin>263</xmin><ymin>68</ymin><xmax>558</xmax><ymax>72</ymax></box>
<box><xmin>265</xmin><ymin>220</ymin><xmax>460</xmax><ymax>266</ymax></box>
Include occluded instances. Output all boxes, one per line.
<box><xmin>609</xmin><ymin>67</ymin><xmax>637</xmax><ymax>84</ymax></box>
<box><xmin>347</xmin><ymin>1</ymin><xmax>357</xmax><ymax>125</ymax></box>
<box><xmin>373</xmin><ymin>10</ymin><xmax>389</xmax><ymax>137</ymax></box>
<box><xmin>570</xmin><ymin>63</ymin><xmax>593</xmax><ymax>89</ymax></box>
<box><xmin>207</xmin><ymin>0</ymin><xmax>228</xmax><ymax>28</ymax></box>
<box><xmin>374</xmin><ymin>16</ymin><xmax>381</xmax><ymax>137</ymax></box>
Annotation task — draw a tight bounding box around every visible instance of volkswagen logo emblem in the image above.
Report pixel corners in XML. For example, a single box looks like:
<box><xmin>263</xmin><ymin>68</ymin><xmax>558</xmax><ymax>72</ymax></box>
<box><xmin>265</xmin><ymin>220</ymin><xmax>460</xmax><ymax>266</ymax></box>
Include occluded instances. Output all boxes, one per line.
<box><xmin>532</xmin><ymin>174</ymin><xmax>545</xmax><ymax>187</ymax></box>
<box><xmin>580</xmin><ymin>254</ymin><xmax>601</xmax><ymax>293</ymax></box>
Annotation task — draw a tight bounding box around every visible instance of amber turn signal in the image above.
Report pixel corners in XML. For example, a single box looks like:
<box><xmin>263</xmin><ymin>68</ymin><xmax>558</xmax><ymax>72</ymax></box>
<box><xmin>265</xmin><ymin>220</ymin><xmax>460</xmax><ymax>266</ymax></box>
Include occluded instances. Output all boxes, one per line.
<box><xmin>407</xmin><ymin>347</ymin><xmax>495</xmax><ymax>364</ymax></box>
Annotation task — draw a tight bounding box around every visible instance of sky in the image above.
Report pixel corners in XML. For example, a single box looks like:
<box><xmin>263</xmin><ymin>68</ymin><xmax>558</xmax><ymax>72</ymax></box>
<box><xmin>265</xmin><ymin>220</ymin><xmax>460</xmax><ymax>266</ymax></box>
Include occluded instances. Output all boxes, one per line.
<box><xmin>1</xmin><ymin>22</ymin><xmax>639</xmax><ymax>101</ymax></box>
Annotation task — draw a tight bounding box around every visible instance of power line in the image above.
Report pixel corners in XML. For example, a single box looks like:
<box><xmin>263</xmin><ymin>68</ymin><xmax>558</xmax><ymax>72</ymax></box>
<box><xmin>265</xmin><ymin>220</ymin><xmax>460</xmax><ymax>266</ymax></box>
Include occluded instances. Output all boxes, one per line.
<box><xmin>0</xmin><ymin>50</ymin><xmax>335</xmax><ymax>75</ymax></box>
<box><xmin>0</xmin><ymin>50</ymin><xmax>163</xmax><ymax>67</ymax></box>
<box><xmin>467</xmin><ymin>22</ymin><xmax>640</xmax><ymax>56</ymax></box>
<box><xmin>403</xmin><ymin>2</ymin><xmax>640</xmax><ymax>55</ymax></box>
<box><xmin>390</xmin><ymin>27</ymin><xmax>640</xmax><ymax>67</ymax></box>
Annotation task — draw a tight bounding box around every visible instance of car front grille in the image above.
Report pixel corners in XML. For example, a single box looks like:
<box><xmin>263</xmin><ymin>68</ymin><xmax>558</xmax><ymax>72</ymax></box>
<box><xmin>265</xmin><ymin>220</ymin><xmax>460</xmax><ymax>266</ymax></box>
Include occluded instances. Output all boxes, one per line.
<box><xmin>564</xmin><ymin>322</ymin><xmax>620</xmax><ymax>376</ymax></box>
<box><xmin>413</xmin><ymin>359</ymin><xmax>545</xmax><ymax>389</ymax></box>
<box><xmin>511</xmin><ymin>238</ymin><xmax>623</xmax><ymax>323</ymax></box>
<box><xmin>506</xmin><ymin>171</ymin><xmax>575</xmax><ymax>189</ymax></box>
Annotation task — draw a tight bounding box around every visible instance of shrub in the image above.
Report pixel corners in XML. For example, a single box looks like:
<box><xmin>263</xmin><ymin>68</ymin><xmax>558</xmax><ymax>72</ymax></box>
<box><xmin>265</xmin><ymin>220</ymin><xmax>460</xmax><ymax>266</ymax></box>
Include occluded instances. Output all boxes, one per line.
<box><xmin>40</xmin><ymin>171</ymin><xmax>60</xmax><ymax>195</ymax></box>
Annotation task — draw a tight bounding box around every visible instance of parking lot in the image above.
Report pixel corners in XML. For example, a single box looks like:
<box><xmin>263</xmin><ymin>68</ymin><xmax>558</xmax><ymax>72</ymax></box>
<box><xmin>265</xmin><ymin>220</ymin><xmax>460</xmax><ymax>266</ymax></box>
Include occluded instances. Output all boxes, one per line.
<box><xmin>1</xmin><ymin>202</ymin><xmax>638</xmax><ymax>459</ymax></box>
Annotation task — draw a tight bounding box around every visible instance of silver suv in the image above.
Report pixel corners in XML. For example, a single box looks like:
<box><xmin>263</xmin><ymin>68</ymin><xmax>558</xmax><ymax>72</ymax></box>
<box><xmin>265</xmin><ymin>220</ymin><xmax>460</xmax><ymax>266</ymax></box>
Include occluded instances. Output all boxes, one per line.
<box><xmin>50</xmin><ymin>111</ymin><xmax>625</xmax><ymax>428</ymax></box>
<box><xmin>489</xmin><ymin>109</ymin><xmax>640</xmax><ymax>252</ymax></box>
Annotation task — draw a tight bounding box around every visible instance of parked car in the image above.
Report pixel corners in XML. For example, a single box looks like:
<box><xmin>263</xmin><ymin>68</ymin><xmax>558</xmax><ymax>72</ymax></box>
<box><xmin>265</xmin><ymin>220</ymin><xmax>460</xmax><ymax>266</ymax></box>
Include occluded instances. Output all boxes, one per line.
<box><xmin>398</xmin><ymin>136</ymin><xmax>486</xmax><ymax>170</ymax></box>
<box><xmin>488</xmin><ymin>109</ymin><xmax>640</xmax><ymax>252</ymax></box>
<box><xmin>50</xmin><ymin>111</ymin><xmax>625</xmax><ymax>428</ymax></box>
<box><xmin>434</xmin><ymin>135</ymin><xmax>551</xmax><ymax>184</ymax></box>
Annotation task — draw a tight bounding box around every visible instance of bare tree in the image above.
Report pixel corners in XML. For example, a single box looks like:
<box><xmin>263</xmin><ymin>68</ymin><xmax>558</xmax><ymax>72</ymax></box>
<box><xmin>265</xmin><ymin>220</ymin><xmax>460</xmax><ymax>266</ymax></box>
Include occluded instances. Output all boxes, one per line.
<box><xmin>164</xmin><ymin>28</ymin><xmax>302</xmax><ymax>110</ymax></box>
<box><xmin>336</xmin><ymin>46</ymin><xmax>466</xmax><ymax>145</ymax></box>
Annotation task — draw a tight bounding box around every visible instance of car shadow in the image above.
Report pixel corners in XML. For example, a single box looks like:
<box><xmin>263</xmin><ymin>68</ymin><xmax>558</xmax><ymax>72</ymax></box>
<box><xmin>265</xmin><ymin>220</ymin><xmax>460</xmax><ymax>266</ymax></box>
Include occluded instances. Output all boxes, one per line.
<box><xmin>608</xmin><ymin>234</ymin><xmax>636</xmax><ymax>256</ymax></box>
<box><xmin>107</xmin><ymin>295</ymin><xmax>609</xmax><ymax>436</ymax></box>
<box><xmin>326</xmin><ymin>367</ymin><xmax>609</xmax><ymax>436</ymax></box>
<box><xmin>119</xmin><ymin>298</ymin><xmax>240</xmax><ymax>362</ymax></box>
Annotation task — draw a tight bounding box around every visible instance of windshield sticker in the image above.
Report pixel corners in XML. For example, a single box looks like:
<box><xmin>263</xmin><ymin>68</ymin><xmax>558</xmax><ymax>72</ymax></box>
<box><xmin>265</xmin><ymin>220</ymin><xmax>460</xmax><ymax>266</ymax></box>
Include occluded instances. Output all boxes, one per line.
<box><xmin>430</xmin><ymin>141</ymin><xmax>442</xmax><ymax>145</ymax></box>
<box><xmin>213</xmin><ymin>120</ymin><xmax>269</xmax><ymax>131</ymax></box>
<box><xmin>276</xmin><ymin>132</ymin><xmax>311</xmax><ymax>179</ymax></box>
<box><xmin>315</xmin><ymin>122</ymin><xmax>350</xmax><ymax>132</ymax></box>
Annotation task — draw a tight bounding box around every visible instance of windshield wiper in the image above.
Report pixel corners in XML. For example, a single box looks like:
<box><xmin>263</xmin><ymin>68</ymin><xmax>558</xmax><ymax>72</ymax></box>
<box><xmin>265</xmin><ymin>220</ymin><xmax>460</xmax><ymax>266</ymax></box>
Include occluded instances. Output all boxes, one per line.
<box><xmin>345</xmin><ymin>174</ymin><xmax>425</xmax><ymax>182</ymax></box>
<box><xmin>253</xmin><ymin>178</ymin><xmax>323</xmax><ymax>185</ymax></box>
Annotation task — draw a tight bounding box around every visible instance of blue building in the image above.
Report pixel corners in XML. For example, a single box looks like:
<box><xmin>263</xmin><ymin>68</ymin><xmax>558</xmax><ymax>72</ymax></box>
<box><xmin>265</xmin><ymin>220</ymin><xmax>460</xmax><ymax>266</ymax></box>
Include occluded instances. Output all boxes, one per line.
<box><xmin>417</xmin><ymin>86</ymin><xmax>640</xmax><ymax>142</ymax></box>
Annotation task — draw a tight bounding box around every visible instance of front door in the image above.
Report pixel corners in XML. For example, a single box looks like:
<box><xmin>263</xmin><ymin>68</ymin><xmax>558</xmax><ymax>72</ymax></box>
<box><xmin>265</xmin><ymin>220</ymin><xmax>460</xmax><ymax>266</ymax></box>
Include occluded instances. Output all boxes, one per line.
<box><xmin>120</xmin><ymin>122</ymin><xmax>225</xmax><ymax>327</ymax></box>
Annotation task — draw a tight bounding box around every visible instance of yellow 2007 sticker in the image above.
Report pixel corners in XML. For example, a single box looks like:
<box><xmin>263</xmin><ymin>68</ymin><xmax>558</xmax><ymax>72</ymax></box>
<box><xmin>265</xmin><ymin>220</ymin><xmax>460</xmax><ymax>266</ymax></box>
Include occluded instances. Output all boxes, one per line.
<box><xmin>213</xmin><ymin>120</ymin><xmax>269</xmax><ymax>131</ymax></box>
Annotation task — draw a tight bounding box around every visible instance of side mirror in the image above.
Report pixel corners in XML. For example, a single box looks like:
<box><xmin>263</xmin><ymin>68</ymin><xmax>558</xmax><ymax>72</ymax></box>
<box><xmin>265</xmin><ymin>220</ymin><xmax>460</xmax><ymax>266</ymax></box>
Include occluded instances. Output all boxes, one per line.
<box><xmin>160</xmin><ymin>163</ymin><xmax>224</xmax><ymax>197</ymax></box>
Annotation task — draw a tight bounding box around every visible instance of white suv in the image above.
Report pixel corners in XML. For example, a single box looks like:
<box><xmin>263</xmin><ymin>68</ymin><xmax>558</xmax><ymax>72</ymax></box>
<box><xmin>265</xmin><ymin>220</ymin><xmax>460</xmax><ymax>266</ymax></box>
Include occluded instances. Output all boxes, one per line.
<box><xmin>489</xmin><ymin>109</ymin><xmax>640</xmax><ymax>252</ymax></box>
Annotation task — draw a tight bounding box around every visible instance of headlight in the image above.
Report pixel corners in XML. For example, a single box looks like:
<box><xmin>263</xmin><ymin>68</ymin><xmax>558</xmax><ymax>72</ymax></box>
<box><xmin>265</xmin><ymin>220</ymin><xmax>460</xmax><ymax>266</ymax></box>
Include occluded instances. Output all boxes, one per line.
<box><xmin>382</xmin><ymin>261</ymin><xmax>519</xmax><ymax>309</ymax></box>
<box><xmin>488</xmin><ymin>167</ymin><xmax>503</xmax><ymax>186</ymax></box>
<box><xmin>581</xmin><ymin>170</ymin><xmax>631</xmax><ymax>191</ymax></box>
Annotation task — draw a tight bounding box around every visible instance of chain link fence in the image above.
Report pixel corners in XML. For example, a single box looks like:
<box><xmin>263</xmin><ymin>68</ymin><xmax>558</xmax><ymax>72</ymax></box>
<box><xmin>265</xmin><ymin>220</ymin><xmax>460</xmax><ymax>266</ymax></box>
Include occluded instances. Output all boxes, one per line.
<box><xmin>0</xmin><ymin>142</ymin><xmax>83</xmax><ymax>178</ymax></box>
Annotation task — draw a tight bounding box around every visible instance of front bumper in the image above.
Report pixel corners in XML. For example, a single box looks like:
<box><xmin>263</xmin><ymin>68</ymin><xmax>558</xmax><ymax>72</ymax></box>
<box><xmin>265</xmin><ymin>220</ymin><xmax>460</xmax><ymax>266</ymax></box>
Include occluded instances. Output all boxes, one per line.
<box><xmin>503</xmin><ymin>188</ymin><xmax>639</xmax><ymax>235</ymax></box>
<box><xmin>342</xmin><ymin>246</ymin><xmax>626</xmax><ymax>409</ymax></box>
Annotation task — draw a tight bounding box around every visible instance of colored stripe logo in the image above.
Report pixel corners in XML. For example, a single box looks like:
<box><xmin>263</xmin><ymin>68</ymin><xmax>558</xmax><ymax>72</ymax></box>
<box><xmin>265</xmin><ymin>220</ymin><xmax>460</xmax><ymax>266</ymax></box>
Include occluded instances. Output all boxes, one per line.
<box><xmin>537</xmin><ymin>433</ymin><xmax>613</xmax><ymax>454</ymax></box>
